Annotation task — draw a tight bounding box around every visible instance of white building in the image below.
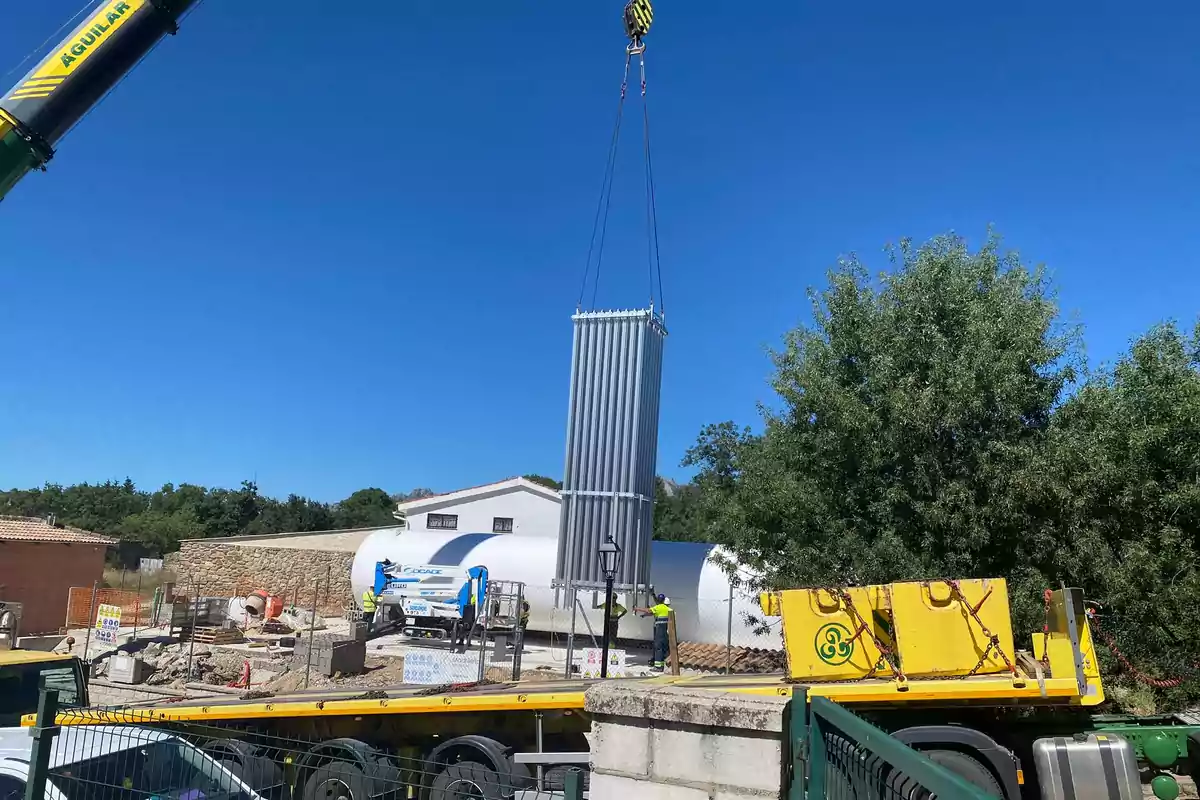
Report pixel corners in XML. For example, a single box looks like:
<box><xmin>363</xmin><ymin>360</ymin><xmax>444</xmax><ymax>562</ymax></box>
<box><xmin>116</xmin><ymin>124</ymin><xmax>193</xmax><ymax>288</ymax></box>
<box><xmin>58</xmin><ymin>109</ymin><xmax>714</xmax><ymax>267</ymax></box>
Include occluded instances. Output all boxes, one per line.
<box><xmin>395</xmin><ymin>477</ymin><xmax>561</xmax><ymax>538</ymax></box>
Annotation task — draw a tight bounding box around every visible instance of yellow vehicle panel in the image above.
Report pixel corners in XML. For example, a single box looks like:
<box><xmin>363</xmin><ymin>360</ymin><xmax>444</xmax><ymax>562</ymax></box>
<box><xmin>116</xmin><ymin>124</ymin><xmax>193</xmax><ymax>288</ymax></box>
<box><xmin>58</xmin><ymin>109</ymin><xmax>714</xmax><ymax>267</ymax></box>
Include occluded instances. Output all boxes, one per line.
<box><xmin>0</xmin><ymin>650</ymin><xmax>75</xmax><ymax>667</ymax></box>
<box><xmin>776</xmin><ymin>585</ymin><xmax>896</xmax><ymax>681</ymax></box>
<box><xmin>891</xmin><ymin>578</ymin><xmax>1015</xmax><ymax>677</ymax></box>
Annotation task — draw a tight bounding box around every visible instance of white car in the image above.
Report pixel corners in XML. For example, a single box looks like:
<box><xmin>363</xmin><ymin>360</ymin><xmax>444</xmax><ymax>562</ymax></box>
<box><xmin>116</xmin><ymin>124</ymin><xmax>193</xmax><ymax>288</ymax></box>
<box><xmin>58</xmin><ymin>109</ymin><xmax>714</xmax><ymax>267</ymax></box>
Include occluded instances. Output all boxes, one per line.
<box><xmin>0</xmin><ymin>724</ymin><xmax>264</xmax><ymax>800</ymax></box>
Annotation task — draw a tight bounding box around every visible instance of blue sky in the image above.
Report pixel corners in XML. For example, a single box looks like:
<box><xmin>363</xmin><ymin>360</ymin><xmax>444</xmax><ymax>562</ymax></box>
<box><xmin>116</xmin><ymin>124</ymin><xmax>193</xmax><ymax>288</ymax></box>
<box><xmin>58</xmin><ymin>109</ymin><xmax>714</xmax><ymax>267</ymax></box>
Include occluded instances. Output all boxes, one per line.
<box><xmin>2</xmin><ymin>1</ymin><xmax>1198</xmax><ymax>502</ymax></box>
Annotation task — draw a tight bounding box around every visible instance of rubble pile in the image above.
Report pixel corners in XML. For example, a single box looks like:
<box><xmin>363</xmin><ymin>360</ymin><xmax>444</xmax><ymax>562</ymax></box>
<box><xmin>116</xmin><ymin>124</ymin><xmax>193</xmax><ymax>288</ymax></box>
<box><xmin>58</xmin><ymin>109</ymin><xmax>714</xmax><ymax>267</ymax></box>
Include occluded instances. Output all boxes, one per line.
<box><xmin>95</xmin><ymin>641</ymin><xmax>251</xmax><ymax>688</ymax></box>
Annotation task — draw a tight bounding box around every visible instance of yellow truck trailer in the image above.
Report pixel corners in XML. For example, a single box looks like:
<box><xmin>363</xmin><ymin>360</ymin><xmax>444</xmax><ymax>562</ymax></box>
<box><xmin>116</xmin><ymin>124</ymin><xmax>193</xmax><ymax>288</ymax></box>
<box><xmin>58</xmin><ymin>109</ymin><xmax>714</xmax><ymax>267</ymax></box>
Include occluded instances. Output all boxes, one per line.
<box><xmin>21</xmin><ymin>583</ymin><xmax>1195</xmax><ymax>799</ymax></box>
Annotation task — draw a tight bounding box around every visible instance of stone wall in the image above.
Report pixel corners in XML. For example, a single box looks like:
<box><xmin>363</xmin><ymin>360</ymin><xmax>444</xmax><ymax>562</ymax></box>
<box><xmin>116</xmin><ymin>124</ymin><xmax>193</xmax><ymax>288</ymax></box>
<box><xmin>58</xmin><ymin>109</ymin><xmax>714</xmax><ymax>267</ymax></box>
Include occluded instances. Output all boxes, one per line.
<box><xmin>165</xmin><ymin>541</ymin><xmax>353</xmax><ymax>612</ymax></box>
<box><xmin>583</xmin><ymin>681</ymin><xmax>789</xmax><ymax>800</ymax></box>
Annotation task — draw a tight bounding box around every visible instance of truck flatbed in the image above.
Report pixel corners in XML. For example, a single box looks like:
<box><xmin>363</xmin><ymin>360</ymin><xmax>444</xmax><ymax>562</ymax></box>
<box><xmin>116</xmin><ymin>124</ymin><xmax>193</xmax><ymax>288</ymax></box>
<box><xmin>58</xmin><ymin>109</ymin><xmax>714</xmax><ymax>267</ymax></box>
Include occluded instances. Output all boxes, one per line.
<box><xmin>49</xmin><ymin>665</ymin><xmax>1097</xmax><ymax>727</ymax></box>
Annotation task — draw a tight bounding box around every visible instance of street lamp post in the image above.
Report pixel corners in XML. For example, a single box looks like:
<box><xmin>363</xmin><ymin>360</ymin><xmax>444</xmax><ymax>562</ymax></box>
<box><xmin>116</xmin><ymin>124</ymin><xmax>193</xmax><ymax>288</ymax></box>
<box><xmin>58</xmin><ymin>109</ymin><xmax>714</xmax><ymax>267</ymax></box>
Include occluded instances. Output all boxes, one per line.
<box><xmin>597</xmin><ymin>536</ymin><xmax>623</xmax><ymax>679</ymax></box>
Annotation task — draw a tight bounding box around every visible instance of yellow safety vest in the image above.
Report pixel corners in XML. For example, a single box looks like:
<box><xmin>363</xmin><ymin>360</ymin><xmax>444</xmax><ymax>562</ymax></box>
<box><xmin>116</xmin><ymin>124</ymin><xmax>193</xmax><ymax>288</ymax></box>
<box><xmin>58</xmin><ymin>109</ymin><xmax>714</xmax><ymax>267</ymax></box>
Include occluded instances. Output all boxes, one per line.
<box><xmin>650</xmin><ymin>603</ymin><xmax>671</xmax><ymax>621</ymax></box>
<box><xmin>362</xmin><ymin>590</ymin><xmax>377</xmax><ymax>613</ymax></box>
<box><xmin>610</xmin><ymin>602</ymin><xmax>626</xmax><ymax>619</ymax></box>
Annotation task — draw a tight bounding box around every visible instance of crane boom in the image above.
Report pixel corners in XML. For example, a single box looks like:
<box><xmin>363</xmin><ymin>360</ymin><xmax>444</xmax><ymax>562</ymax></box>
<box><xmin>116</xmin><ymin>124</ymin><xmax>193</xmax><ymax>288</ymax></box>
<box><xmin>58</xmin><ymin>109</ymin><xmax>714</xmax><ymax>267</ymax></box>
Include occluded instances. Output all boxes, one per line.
<box><xmin>0</xmin><ymin>0</ymin><xmax>196</xmax><ymax>202</ymax></box>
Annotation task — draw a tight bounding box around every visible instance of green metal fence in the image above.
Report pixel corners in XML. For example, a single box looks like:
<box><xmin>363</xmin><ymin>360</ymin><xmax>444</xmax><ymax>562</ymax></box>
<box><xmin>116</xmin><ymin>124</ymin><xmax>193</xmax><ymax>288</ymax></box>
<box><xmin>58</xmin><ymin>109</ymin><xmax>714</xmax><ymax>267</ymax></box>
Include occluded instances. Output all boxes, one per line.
<box><xmin>785</xmin><ymin>692</ymin><xmax>1002</xmax><ymax>799</ymax></box>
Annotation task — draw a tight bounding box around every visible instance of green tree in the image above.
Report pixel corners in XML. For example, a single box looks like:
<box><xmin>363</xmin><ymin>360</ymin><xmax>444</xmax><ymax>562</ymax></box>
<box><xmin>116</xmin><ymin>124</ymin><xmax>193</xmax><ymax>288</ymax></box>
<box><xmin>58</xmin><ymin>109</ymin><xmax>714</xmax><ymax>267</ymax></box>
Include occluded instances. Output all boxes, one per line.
<box><xmin>523</xmin><ymin>474</ymin><xmax>562</xmax><ymax>491</ymax></box>
<box><xmin>334</xmin><ymin>488</ymin><xmax>398</xmax><ymax>529</ymax></box>
<box><xmin>1029</xmin><ymin>321</ymin><xmax>1200</xmax><ymax>703</ymax></box>
<box><xmin>685</xmin><ymin>233</ymin><xmax>1078</xmax><ymax>624</ymax></box>
<box><xmin>119</xmin><ymin>508</ymin><xmax>205</xmax><ymax>560</ymax></box>
<box><xmin>249</xmin><ymin>493</ymin><xmax>336</xmax><ymax>535</ymax></box>
<box><xmin>392</xmin><ymin>488</ymin><xmax>436</xmax><ymax>503</ymax></box>
<box><xmin>652</xmin><ymin>478</ymin><xmax>711</xmax><ymax>542</ymax></box>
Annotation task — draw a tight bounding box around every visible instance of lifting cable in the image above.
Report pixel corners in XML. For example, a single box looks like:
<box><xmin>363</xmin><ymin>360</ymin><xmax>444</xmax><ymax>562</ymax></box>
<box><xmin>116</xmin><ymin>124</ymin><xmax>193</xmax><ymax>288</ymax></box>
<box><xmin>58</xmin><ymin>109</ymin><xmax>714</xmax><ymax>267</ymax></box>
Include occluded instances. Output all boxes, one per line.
<box><xmin>58</xmin><ymin>0</ymin><xmax>210</xmax><ymax>145</ymax></box>
<box><xmin>577</xmin><ymin>0</ymin><xmax>666</xmax><ymax>317</ymax></box>
<box><xmin>1</xmin><ymin>0</ymin><xmax>98</xmax><ymax>84</ymax></box>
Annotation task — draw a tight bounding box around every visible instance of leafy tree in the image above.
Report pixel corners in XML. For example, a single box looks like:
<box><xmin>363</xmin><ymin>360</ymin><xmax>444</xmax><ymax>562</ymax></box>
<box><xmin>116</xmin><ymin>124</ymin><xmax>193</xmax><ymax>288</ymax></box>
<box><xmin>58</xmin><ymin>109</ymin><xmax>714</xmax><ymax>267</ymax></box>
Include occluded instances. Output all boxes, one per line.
<box><xmin>118</xmin><ymin>509</ymin><xmax>205</xmax><ymax>562</ymax></box>
<box><xmin>522</xmin><ymin>474</ymin><xmax>562</xmax><ymax>491</ymax></box>
<box><xmin>685</xmin><ymin>233</ymin><xmax>1078</xmax><ymax>627</ymax></box>
<box><xmin>249</xmin><ymin>494</ymin><xmax>336</xmax><ymax>535</ymax></box>
<box><xmin>393</xmin><ymin>488</ymin><xmax>436</xmax><ymax>503</ymax></box>
<box><xmin>1028</xmin><ymin>322</ymin><xmax>1200</xmax><ymax>702</ymax></box>
<box><xmin>333</xmin><ymin>488</ymin><xmax>398</xmax><ymax>529</ymax></box>
<box><xmin>652</xmin><ymin>478</ymin><xmax>712</xmax><ymax>542</ymax></box>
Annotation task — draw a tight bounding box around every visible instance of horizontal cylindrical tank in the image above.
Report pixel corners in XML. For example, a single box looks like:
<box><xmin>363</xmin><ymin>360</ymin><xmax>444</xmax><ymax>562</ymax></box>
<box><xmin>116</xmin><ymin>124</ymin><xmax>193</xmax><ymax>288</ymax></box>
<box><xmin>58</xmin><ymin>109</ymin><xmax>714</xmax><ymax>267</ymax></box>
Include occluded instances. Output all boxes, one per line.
<box><xmin>555</xmin><ymin>309</ymin><xmax>667</xmax><ymax>591</ymax></box>
<box><xmin>352</xmin><ymin>529</ymin><xmax>767</xmax><ymax>646</ymax></box>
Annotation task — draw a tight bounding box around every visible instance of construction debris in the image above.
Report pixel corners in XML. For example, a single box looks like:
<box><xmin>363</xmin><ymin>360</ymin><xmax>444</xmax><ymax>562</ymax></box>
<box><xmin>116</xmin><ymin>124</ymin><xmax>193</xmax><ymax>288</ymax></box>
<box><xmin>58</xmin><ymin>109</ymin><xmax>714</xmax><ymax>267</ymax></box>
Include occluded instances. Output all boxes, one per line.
<box><xmin>90</xmin><ymin>641</ymin><xmax>254</xmax><ymax>687</ymax></box>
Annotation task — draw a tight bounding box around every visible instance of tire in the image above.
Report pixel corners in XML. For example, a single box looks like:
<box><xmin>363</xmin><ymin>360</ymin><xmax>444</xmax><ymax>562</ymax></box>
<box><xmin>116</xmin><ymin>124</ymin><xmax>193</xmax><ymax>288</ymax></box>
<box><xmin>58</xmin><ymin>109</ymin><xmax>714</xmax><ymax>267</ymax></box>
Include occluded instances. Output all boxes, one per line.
<box><xmin>218</xmin><ymin>756</ymin><xmax>284</xmax><ymax>797</ymax></box>
<box><xmin>924</xmin><ymin>750</ymin><xmax>1004</xmax><ymax>797</ymax></box>
<box><xmin>821</xmin><ymin>732</ymin><xmax>868</xmax><ymax>799</ymax></box>
<box><xmin>303</xmin><ymin>761</ymin><xmax>373</xmax><ymax>800</ymax></box>
<box><xmin>368</xmin><ymin>754</ymin><xmax>403</xmax><ymax>800</ymax></box>
<box><xmin>429</xmin><ymin>760</ymin><xmax>503</xmax><ymax>800</ymax></box>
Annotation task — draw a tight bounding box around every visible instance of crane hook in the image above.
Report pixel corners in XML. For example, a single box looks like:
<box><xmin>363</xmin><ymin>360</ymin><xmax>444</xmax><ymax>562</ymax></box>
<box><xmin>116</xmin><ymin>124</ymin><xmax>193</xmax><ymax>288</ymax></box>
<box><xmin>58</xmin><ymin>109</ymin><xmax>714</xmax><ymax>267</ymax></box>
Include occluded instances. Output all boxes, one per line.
<box><xmin>623</xmin><ymin>0</ymin><xmax>653</xmax><ymax>49</ymax></box>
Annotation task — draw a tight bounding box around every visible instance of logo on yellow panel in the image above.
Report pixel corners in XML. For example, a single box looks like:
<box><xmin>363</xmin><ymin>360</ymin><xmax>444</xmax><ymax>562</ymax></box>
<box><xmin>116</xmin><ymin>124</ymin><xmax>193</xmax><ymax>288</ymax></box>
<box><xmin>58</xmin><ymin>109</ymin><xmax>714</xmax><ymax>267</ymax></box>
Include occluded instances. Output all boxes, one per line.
<box><xmin>33</xmin><ymin>0</ymin><xmax>145</xmax><ymax>80</ymax></box>
<box><xmin>815</xmin><ymin>622</ymin><xmax>855</xmax><ymax>666</ymax></box>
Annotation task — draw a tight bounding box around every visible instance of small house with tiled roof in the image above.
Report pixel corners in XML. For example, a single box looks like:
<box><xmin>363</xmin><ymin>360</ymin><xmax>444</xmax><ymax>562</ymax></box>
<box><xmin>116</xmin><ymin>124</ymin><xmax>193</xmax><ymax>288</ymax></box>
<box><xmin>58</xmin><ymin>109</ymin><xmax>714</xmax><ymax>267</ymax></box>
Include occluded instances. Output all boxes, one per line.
<box><xmin>0</xmin><ymin>516</ymin><xmax>116</xmax><ymax>635</ymax></box>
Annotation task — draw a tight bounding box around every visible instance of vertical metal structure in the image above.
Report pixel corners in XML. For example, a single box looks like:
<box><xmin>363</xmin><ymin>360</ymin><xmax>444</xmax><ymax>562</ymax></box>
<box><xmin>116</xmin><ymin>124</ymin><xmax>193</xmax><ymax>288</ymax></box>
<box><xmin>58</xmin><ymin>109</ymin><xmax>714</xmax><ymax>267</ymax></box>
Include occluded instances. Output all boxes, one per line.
<box><xmin>555</xmin><ymin>308</ymin><xmax>666</xmax><ymax>594</ymax></box>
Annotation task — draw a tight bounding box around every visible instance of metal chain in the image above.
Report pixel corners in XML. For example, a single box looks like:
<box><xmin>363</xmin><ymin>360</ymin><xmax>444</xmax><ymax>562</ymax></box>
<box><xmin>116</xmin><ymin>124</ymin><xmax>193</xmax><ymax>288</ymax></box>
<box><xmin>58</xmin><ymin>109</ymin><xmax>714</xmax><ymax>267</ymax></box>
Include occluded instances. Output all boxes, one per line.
<box><xmin>930</xmin><ymin>579</ymin><xmax>1019</xmax><ymax>680</ymax></box>
<box><xmin>823</xmin><ymin>586</ymin><xmax>906</xmax><ymax>682</ymax></box>
<box><xmin>1039</xmin><ymin>588</ymin><xmax>1053</xmax><ymax>669</ymax></box>
<box><xmin>1086</xmin><ymin>609</ymin><xmax>1198</xmax><ymax>689</ymax></box>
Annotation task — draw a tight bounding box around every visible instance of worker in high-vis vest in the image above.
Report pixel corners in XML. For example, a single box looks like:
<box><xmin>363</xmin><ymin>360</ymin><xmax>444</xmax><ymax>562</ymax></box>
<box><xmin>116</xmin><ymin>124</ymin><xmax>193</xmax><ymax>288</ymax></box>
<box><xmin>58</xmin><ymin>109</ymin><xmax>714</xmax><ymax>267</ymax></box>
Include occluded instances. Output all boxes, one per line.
<box><xmin>595</xmin><ymin>596</ymin><xmax>628</xmax><ymax>649</ymax></box>
<box><xmin>454</xmin><ymin>584</ymin><xmax>479</xmax><ymax>653</ymax></box>
<box><xmin>361</xmin><ymin>589</ymin><xmax>379</xmax><ymax>636</ymax></box>
<box><xmin>636</xmin><ymin>594</ymin><xmax>672</xmax><ymax>670</ymax></box>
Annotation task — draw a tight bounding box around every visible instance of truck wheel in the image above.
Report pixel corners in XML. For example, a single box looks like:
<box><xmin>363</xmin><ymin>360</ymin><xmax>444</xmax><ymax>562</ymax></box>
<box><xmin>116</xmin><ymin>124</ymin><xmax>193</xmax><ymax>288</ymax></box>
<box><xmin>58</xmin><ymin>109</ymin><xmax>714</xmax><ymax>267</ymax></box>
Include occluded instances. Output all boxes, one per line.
<box><xmin>924</xmin><ymin>750</ymin><xmax>1004</xmax><ymax>797</ymax></box>
<box><xmin>369</xmin><ymin>755</ymin><xmax>403</xmax><ymax>799</ymax></box>
<box><xmin>429</xmin><ymin>761</ymin><xmax>502</xmax><ymax>800</ymax></box>
<box><xmin>218</xmin><ymin>756</ymin><xmax>282</xmax><ymax>794</ymax></box>
<box><xmin>303</xmin><ymin>761</ymin><xmax>372</xmax><ymax>800</ymax></box>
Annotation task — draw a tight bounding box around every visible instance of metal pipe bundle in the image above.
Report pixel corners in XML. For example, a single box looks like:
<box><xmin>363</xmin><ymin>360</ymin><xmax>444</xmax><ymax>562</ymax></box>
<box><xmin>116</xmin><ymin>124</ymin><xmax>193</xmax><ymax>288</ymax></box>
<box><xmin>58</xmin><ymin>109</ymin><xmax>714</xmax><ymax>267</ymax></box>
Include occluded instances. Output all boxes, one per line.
<box><xmin>554</xmin><ymin>309</ymin><xmax>666</xmax><ymax>591</ymax></box>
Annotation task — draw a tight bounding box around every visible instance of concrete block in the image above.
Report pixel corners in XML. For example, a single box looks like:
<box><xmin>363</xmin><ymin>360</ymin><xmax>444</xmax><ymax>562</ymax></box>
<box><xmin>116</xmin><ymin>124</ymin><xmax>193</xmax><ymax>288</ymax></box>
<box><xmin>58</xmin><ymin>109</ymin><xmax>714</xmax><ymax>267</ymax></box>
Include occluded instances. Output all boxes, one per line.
<box><xmin>585</xmin><ymin>682</ymin><xmax>788</xmax><ymax>733</ymax></box>
<box><xmin>589</xmin><ymin>773</ymin><xmax>710</xmax><ymax>800</ymax></box>
<box><xmin>584</xmin><ymin>681</ymin><xmax>651</xmax><ymax>718</ymax></box>
<box><xmin>714</xmin><ymin>790</ymin><xmax>777</xmax><ymax>800</ymax></box>
<box><xmin>649</xmin><ymin>727</ymin><xmax>781</xmax><ymax>793</ymax></box>
<box><xmin>588</xmin><ymin>720</ymin><xmax>650</xmax><ymax>776</ymax></box>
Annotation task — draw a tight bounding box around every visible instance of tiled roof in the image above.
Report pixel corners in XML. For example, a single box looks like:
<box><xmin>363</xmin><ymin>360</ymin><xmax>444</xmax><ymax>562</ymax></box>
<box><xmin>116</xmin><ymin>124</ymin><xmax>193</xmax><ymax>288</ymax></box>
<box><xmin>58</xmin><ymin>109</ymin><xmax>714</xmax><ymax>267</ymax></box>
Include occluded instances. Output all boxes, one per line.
<box><xmin>0</xmin><ymin>516</ymin><xmax>117</xmax><ymax>545</ymax></box>
<box><xmin>396</xmin><ymin>477</ymin><xmax>561</xmax><ymax>509</ymax></box>
<box><xmin>676</xmin><ymin>641</ymin><xmax>786</xmax><ymax>674</ymax></box>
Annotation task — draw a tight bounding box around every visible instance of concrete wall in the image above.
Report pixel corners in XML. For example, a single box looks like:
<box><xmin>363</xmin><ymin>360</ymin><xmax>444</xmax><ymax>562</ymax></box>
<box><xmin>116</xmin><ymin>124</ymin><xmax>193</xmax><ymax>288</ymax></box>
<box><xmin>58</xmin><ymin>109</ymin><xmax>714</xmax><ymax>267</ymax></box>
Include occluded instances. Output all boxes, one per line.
<box><xmin>165</xmin><ymin>541</ymin><xmax>352</xmax><ymax>610</ymax></box>
<box><xmin>0</xmin><ymin>541</ymin><xmax>108</xmax><ymax>634</ymax></box>
<box><xmin>583</xmin><ymin>682</ymin><xmax>789</xmax><ymax>799</ymax></box>
<box><xmin>405</xmin><ymin>490</ymin><xmax>560</xmax><ymax>537</ymax></box>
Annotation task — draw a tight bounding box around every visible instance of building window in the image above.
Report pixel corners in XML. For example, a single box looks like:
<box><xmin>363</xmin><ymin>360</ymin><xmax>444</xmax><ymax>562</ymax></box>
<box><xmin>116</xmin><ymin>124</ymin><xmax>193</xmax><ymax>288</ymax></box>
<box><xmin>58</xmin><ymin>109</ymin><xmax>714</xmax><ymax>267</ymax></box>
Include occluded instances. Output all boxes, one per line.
<box><xmin>427</xmin><ymin>514</ymin><xmax>458</xmax><ymax>530</ymax></box>
<box><xmin>493</xmin><ymin>517</ymin><xmax>514</xmax><ymax>533</ymax></box>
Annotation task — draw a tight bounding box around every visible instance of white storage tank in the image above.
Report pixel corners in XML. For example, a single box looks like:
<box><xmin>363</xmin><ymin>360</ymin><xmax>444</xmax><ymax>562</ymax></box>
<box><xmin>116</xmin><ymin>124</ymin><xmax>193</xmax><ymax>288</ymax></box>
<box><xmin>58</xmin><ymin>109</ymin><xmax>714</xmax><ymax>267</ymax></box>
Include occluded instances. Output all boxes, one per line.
<box><xmin>351</xmin><ymin>529</ymin><xmax>767</xmax><ymax>646</ymax></box>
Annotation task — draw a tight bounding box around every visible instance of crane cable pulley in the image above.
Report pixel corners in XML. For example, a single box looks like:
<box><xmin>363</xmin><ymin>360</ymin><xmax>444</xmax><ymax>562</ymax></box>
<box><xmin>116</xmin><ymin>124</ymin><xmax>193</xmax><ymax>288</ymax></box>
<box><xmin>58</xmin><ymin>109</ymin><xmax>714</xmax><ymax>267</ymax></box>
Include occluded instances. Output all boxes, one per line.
<box><xmin>578</xmin><ymin>0</ymin><xmax>665</xmax><ymax>317</ymax></box>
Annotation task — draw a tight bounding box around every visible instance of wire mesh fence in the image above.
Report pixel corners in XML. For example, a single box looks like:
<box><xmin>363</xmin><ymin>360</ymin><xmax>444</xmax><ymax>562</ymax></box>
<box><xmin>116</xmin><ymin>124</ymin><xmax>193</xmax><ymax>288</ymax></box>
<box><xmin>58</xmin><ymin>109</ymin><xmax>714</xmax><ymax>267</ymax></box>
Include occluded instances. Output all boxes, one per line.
<box><xmin>22</xmin><ymin>689</ymin><xmax>588</xmax><ymax>800</ymax></box>
<box><xmin>65</xmin><ymin>587</ymin><xmax>154</xmax><ymax>629</ymax></box>
<box><xmin>788</xmin><ymin>694</ymin><xmax>1002</xmax><ymax>799</ymax></box>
